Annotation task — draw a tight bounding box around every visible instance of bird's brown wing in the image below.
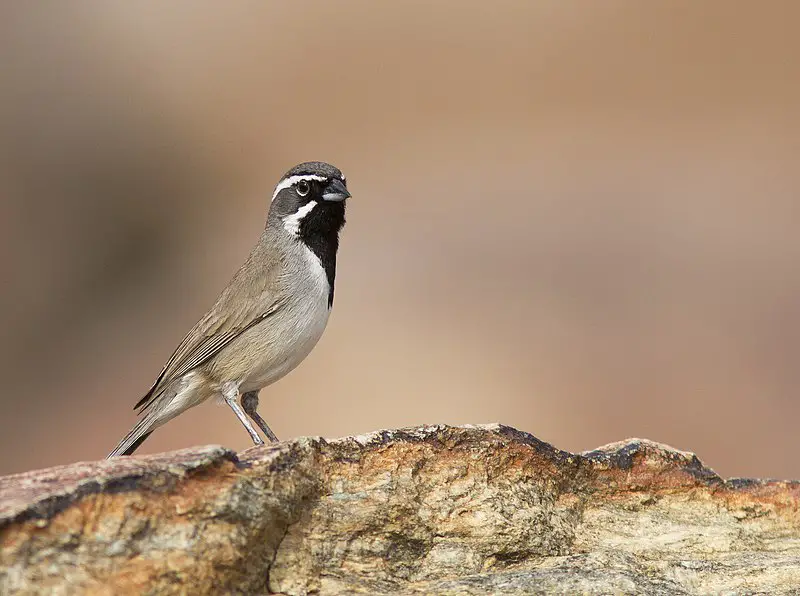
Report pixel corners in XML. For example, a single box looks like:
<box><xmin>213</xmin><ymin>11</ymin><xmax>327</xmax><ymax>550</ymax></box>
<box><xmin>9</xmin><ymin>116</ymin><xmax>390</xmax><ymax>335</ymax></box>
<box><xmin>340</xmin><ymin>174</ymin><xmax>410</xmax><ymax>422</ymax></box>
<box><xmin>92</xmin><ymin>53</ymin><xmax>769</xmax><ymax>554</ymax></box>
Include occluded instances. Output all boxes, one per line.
<box><xmin>133</xmin><ymin>297</ymin><xmax>286</xmax><ymax>412</ymax></box>
<box><xmin>133</xmin><ymin>237</ymin><xmax>286</xmax><ymax>413</ymax></box>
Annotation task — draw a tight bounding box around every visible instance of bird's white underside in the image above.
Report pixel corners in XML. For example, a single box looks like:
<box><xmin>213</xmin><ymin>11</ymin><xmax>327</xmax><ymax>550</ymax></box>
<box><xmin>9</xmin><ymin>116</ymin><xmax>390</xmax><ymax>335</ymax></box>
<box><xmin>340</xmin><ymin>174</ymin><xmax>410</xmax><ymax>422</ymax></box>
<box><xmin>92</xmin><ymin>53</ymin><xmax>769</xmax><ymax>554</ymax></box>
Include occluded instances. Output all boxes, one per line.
<box><xmin>159</xmin><ymin>241</ymin><xmax>331</xmax><ymax>424</ymax></box>
<box><xmin>238</xmin><ymin>243</ymin><xmax>331</xmax><ymax>392</ymax></box>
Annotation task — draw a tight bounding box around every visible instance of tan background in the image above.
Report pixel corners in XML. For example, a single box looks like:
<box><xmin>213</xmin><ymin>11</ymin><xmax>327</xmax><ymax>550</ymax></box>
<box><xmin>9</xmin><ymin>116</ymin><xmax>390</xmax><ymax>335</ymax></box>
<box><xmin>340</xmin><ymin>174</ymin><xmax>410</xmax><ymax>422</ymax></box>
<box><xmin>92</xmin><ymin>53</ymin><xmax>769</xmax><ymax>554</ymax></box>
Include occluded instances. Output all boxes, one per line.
<box><xmin>1</xmin><ymin>1</ymin><xmax>799</xmax><ymax>478</ymax></box>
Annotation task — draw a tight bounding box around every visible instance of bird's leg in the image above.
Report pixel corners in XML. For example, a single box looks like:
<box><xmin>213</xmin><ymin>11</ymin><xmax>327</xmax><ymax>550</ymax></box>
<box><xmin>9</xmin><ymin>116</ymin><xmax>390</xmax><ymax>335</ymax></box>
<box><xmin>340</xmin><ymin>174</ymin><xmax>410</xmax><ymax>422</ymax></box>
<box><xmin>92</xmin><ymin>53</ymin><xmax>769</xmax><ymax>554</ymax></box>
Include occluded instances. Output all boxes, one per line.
<box><xmin>221</xmin><ymin>382</ymin><xmax>264</xmax><ymax>446</ymax></box>
<box><xmin>241</xmin><ymin>391</ymin><xmax>280</xmax><ymax>443</ymax></box>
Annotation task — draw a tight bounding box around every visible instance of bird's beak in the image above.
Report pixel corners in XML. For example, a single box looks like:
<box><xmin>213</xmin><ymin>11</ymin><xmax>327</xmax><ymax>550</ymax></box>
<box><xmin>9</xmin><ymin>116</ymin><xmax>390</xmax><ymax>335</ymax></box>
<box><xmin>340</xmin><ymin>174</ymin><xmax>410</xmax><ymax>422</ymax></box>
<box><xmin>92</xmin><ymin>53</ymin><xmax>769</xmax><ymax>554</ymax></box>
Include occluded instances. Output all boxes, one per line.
<box><xmin>322</xmin><ymin>179</ymin><xmax>351</xmax><ymax>202</ymax></box>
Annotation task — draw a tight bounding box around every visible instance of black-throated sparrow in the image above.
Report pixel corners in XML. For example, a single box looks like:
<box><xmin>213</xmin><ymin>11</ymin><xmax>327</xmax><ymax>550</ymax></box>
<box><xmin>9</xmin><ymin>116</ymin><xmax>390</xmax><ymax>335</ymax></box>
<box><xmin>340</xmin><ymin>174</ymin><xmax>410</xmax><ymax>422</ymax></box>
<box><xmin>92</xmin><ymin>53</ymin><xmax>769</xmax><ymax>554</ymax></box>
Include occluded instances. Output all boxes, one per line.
<box><xmin>108</xmin><ymin>161</ymin><xmax>350</xmax><ymax>457</ymax></box>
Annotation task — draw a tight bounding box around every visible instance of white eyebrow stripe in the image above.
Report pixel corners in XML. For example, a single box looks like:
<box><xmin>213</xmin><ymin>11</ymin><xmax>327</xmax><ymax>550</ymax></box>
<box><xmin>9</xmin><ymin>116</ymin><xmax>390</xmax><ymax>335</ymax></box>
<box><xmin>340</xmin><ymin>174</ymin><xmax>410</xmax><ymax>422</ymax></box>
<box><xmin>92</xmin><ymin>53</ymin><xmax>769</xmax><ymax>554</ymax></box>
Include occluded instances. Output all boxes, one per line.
<box><xmin>282</xmin><ymin>200</ymin><xmax>317</xmax><ymax>235</ymax></box>
<box><xmin>271</xmin><ymin>174</ymin><xmax>328</xmax><ymax>202</ymax></box>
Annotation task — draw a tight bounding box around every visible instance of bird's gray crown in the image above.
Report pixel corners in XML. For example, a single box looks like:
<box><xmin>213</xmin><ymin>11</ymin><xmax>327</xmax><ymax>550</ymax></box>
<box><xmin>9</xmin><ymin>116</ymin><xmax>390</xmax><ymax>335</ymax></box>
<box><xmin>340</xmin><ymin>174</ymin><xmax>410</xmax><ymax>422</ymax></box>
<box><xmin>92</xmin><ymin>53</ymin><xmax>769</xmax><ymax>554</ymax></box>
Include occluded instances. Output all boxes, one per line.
<box><xmin>282</xmin><ymin>161</ymin><xmax>344</xmax><ymax>181</ymax></box>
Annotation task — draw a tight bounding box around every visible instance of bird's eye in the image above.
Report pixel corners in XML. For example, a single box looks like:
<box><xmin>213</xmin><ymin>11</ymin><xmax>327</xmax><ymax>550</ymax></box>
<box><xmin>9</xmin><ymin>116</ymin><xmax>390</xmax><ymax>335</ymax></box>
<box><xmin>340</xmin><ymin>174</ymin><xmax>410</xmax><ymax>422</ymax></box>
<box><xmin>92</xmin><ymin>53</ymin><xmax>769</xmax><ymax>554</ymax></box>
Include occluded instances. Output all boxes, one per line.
<box><xmin>296</xmin><ymin>180</ymin><xmax>311</xmax><ymax>196</ymax></box>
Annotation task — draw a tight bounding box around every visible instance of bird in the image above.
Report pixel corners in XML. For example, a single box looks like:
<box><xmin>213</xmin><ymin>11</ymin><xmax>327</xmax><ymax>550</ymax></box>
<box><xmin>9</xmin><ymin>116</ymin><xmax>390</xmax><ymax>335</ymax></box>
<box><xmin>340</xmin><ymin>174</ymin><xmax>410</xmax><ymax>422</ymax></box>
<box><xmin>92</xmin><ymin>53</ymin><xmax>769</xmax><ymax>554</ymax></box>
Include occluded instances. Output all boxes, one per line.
<box><xmin>107</xmin><ymin>161</ymin><xmax>350</xmax><ymax>457</ymax></box>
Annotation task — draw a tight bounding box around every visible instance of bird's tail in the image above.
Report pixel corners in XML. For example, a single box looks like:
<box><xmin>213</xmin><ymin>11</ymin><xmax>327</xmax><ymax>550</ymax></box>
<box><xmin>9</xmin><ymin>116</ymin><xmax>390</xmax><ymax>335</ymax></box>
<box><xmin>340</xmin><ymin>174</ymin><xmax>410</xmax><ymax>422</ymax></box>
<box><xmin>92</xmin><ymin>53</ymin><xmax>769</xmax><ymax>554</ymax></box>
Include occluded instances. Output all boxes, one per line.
<box><xmin>107</xmin><ymin>416</ymin><xmax>157</xmax><ymax>458</ymax></box>
<box><xmin>108</xmin><ymin>380</ymin><xmax>197</xmax><ymax>458</ymax></box>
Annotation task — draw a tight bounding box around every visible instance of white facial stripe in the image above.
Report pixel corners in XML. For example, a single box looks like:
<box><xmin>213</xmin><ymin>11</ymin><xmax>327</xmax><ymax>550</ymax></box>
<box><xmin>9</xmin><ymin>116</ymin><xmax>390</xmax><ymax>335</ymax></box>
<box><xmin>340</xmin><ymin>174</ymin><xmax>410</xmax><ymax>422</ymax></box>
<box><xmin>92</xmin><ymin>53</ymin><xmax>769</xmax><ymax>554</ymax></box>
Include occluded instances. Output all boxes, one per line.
<box><xmin>271</xmin><ymin>174</ymin><xmax>328</xmax><ymax>202</ymax></box>
<box><xmin>283</xmin><ymin>200</ymin><xmax>317</xmax><ymax>235</ymax></box>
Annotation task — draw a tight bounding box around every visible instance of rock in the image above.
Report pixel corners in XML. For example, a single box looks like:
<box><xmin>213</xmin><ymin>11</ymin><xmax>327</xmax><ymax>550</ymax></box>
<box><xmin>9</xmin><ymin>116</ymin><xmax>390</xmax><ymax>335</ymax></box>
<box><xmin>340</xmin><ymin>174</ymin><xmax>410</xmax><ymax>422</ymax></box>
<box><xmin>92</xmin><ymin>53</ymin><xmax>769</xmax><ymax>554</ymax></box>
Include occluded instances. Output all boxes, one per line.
<box><xmin>2</xmin><ymin>424</ymin><xmax>800</xmax><ymax>595</ymax></box>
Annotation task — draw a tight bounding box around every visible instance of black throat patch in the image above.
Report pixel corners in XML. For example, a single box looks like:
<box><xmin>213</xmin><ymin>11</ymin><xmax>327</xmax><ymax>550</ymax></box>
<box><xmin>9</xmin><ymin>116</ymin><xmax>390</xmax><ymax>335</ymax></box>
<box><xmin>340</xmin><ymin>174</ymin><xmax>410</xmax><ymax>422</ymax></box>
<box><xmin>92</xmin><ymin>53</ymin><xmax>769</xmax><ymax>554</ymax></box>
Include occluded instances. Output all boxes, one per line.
<box><xmin>297</xmin><ymin>202</ymin><xmax>346</xmax><ymax>307</ymax></box>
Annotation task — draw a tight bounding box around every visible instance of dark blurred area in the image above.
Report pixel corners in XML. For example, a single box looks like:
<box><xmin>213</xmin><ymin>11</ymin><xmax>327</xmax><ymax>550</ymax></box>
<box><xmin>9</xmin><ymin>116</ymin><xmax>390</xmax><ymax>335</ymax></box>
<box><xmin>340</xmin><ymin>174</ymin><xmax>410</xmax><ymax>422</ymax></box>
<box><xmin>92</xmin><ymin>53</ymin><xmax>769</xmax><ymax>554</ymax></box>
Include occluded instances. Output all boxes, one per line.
<box><xmin>1</xmin><ymin>1</ymin><xmax>799</xmax><ymax>478</ymax></box>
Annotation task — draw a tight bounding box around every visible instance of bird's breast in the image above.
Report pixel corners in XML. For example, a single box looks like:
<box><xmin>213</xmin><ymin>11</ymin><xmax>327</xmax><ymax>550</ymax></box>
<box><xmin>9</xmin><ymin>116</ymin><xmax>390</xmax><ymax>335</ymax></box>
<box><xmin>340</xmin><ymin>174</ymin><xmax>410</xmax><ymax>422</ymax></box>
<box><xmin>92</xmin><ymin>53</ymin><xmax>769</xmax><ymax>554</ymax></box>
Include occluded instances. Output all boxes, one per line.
<box><xmin>230</xmin><ymin>245</ymin><xmax>333</xmax><ymax>393</ymax></box>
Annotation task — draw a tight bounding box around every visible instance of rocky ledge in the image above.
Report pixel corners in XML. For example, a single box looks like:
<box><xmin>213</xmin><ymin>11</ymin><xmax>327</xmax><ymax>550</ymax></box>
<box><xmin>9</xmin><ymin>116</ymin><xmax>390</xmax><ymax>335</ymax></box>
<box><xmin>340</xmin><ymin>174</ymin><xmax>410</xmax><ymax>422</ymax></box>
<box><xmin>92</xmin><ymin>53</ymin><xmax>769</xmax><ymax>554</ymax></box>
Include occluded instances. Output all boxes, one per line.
<box><xmin>2</xmin><ymin>424</ymin><xmax>800</xmax><ymax>595</ymax></box>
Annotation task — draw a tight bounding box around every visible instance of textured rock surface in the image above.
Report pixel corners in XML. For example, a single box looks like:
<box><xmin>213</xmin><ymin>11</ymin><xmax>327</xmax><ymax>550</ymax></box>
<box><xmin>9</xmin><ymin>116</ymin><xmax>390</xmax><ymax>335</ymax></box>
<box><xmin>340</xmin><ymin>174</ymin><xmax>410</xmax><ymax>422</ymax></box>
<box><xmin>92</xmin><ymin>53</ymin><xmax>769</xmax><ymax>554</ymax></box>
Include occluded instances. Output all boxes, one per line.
<box><xmin>2</xmin><ymin>424</ymin><xmax>800</xmax><ymax>595</ymax></box>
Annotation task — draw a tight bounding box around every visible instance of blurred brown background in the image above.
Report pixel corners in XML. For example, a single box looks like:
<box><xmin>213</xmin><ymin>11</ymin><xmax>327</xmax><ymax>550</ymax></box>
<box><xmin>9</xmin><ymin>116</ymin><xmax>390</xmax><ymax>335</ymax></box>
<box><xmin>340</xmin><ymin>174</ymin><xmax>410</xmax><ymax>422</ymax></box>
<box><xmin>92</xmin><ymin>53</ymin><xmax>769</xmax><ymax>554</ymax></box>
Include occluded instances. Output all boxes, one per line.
<box><xmin>1</xmin><ymin>1</ymin><xmax>799</xmax><ymax>478</ymax></box>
